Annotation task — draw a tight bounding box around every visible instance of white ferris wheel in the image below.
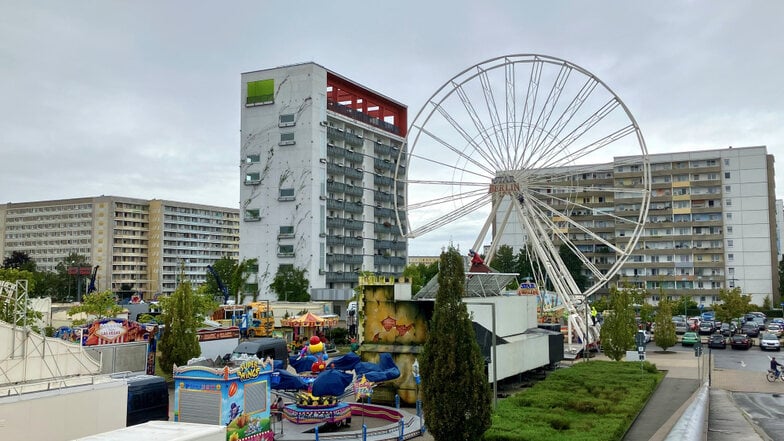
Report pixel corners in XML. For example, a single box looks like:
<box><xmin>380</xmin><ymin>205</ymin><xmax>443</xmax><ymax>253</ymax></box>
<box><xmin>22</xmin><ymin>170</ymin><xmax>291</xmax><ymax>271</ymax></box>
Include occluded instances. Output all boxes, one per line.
<box><xmin>395</xmin><ymin>54</ymin><xmax>651</xmax><ymax>308</ymax></box>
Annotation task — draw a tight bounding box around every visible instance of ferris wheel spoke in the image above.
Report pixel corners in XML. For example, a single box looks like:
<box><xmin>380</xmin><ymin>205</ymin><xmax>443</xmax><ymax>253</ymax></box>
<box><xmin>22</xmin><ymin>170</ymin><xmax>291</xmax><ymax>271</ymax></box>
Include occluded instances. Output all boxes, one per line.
<box><xmin>523</xmin><ymin>64</ymin><xmax>571</xmax><ymax>166</ymax></box>
<box><xmin>526</xmin><ymin>181</ymin><xmax>650</xmax><ymax>197</ymax></box>
<box><xmin>525</xmin><ymin>202</ymin><xmax>608</xmax><ymax>280</ymax></box>
<box><xmin>518</xmin><ymin>77</ymin><xmax>599</xmax><ymax>170</ymax></box>
<box><xmin>505</xmin><ymin>60</ymin><xmax>518</xmax><ymax>166</ymax></box>
<box><xmin>516</xmin><ymin>58</ymin><xmax>544</xmax><ymax>165</ymax></box>
<box><xmin>409</xmin><ymin>128</ymin><xmax>497</xmax><ymax>178</ymax></box>
<box><xmin>536</xmin><ymin>124</ymin><xmax>637</xmax><ymax>171</ymax></box>
<box><xmin>405</xmin><ymin>187</ymin><xmax>488</xmax><ymax>211</ymax></box>
<box><xmin>526</xmin><ymin>187</ymin><xmax>646</xmax><ymax>228</ymax></box>
<box><xmin>404</xmin><ymin>178</ymin><xmax>488</xmax><ymax>187</ymax></box>
<box><xmin>526</xmin><ymin>194</ymin><xmax>624</xmax><ymax>254</ymax></box>
<box><xmin>523</xmin><ymin>98</ymin><xmax>620</xmax><ymax>170</ymax></box>
<box><xmin>450</xmin><ymin>82</ymin><xmax>507</xmax><ymax>169</ymax></box>
<box><xmin>406</xmin><ymin>194</ymin><xmax>492</xmax><ymax>238</ymax></box>
<box><xmin>426</xmin><ymin>103</ymin><xmax>504</xmax><ymax>171</ymax></box>
<box><xmin>477</xmin><ymin>67</ymin><xmax>509</xmax><ymax>169</ymax></box>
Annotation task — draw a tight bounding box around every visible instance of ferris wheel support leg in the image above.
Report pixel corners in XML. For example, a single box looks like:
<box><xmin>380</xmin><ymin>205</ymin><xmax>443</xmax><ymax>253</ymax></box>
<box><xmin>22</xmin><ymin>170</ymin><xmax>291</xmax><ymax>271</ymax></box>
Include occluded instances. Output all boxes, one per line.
<box><xmin>471</xmin><ymin>196</ymin><xmax>503</xmax><ymax>261</ymax></box>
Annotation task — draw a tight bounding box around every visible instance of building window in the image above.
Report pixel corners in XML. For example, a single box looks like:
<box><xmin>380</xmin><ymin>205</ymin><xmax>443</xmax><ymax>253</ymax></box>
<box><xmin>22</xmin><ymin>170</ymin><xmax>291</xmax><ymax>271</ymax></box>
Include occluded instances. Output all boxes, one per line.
<box><xmin>725</xmin><ymin>185</ymin><xmax>731</xmax><ymax>192</ymax></box>
<box><xmin>278</xmin><ymin>225</ymin><xmax>294</xmax><ymax>238</ymax></box>
<box><xmin>727</xmin><ymin>239</ymin><xmax>733</xmax><ymax>247</ymax></box>
<box><xmin>724</xmin><ymin>172</ymin><xmax>731</xmax><ymax>179</ymax></box>
<box><xmin>725</xmin><ymin>198</ymin><xmax>731</xmax><ymax>206</ymax></box>
<box><xmin>244</xmin><ymin>209</ymin><xmax>260</xmax><ymax>221</ymax></box>
<box><xmin>724</xmin><ymin>158</ymin><xmax>730</xmax><ymax>166</ymax></box>
<box><xmin>245</xmin><ymin>154</ymin><xmax>260</xmax><ymax>164</ymax></box>
<box><xmin>726</xmin><ymin>213</ymin><xmax>733</xmax><ymax>220</ymax></box>
<box><xmin>727</xmin><ymin>254</ymin><xmax>734</xmax><ymax>261</ymax></box>
<box><xmin>727</xmin><ymin>226</ymin><xmax>733</xmax><ymax>234</ymax></box>
<box><xmin>279</xmin><ymin>114</ymin><xmax>296</xmax><ymax>127</ymax></box>
<box><xmin>279</xmin><ymin>188</ymin><xmax>295</xmax><ymax>201</ymax></box>
<box><xmin>246</xmin><ymin>79</ymin><xmax>274</xmax><ymax>106</ymax></box>
<box><xmin>279</xmin><ymin>132</ymin><xmax>296</xmax><ymax>146</ymax></box>
<box><xmin>278</xmin><ymin>245</ymin><xmax>295</xmax><ymax>257</ymax></box>
<box><xmin>245</xmin><ymin>172</ymin><xmax>261</xmax><ymax>185</ymax></box>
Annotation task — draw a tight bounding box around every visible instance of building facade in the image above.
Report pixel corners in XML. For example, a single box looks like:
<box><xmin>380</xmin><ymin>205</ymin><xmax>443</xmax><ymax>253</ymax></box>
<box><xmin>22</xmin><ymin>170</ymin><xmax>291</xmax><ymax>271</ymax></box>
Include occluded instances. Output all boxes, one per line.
<box><xmin>496</xmin><ymin>146</ymin><xmax>780</xmax><ymax>307</ymax></box>
<box><xmin>240</xmin><ymin>63</ymin><xmax>408</xmax><ymax>304</ymax></box>
<box><xmin>0</xmin><ymin>196</ymin><xmax>239</xmax><ymax>298</ymax></box>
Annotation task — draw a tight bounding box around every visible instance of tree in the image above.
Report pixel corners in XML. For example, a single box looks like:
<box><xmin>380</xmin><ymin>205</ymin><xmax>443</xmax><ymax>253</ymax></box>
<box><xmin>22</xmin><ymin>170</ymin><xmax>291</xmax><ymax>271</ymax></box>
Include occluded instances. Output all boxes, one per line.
<box><xmin>3</xmin><ymin>250</ymin><xmax>36</xmax><ymax>272</ymax></box>
<box><xmin>67</xmin><ymin>290</ymin><xmax>125</xmax><ymax>325</ymax></box>
<box><xmin>654</xmin><ymin>296</ymin><xmax>677</xmax><ymax>351</ymax></box>
<box><xmin>206</xmin><ymin>257</ymin><xmax>260</xmax><ymax>303</ymax></box>
<box><xmin>158</xmin><ymin>279</ymin><xmax>216</xmax><ymax>375</ymax></box>
<box><xmin>674</xmin><ymin>295</ymin><xmax>698</xmax><ymax>317</ymax></box>
<box><xmin>559</xmin><ymin>244</ymin><xmax>588</xmax><ymax>291</ymax></box>
<box><xmin>489</xmin><ymin>245</ymin><xmax>516</xmax><ymax>273</ymax></box>
<box><xmin>599</xmin><ymin>285</ymin><xmax>637</xmax><ymax>361</ymax></box>
<box><xmin>420</xmin><ymin>247</ymin><xmax>491</xmax><ymax>441</ymax></box>
<box><xmin>713</xmin><ymin>287</ymin><xmax>753</xmax><ymax>323</ymax></box>
<box><xmin>514</xmin><ymin>246</ymin><xmax>535</xmax><ymax>281</ymax></box>
<box><xmin>402</xmin><ymin>265</ymin><xmax>426</xmax><ymax>295</ymax></box>
<box><xmin>269</xmin><ymin>266</ymin><xmax>309</xmax><ymax>302</ymax></box>
<box><xmin>762</xmin><ymin>295</ymin><xmax>772</xmax><ymax>310</ymax></box>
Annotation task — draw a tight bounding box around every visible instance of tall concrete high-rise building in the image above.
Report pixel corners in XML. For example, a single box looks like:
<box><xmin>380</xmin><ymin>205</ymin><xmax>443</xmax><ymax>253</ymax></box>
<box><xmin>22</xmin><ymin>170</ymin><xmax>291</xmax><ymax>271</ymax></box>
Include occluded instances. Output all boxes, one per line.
<box><xmin>0</xmin><ymin>196</ymin><xmax>239</xmax><ymax>299</ymax></box>
<box><xmin>240</xmin><ymin>63</ymin><xmax>408</xmax><ymax>308</ymax></box>
<box><xmin>496</xmin><ymin>146</ymin><xmax>779</xmax><ymax>307</ymax></box>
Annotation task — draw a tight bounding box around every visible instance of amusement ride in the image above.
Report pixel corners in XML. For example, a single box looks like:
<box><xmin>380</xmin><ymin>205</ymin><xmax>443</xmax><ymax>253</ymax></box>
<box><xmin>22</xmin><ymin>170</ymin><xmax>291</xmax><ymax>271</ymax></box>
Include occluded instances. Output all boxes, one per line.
<box><xmin>396</xmin><ymin>54</ymin><xmax>651</xmax><ymax>350</ymax></box>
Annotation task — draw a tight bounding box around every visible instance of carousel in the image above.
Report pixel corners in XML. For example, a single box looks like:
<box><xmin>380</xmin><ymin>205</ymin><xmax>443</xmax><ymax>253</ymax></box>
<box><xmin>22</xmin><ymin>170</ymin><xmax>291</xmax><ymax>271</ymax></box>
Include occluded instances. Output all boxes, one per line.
<box><xmin>281</xmin><ymin>311</ymin><xmax>339</xmax><ymax>343</ymax></box>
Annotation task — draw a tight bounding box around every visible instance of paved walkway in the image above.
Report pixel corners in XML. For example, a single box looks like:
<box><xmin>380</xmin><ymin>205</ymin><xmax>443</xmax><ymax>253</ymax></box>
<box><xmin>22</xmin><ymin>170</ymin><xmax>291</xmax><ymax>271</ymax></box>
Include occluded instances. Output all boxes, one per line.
<box><xmin>616</xmin><ymin>349</ymin><xmax>769</xmax><ymax>441</ymax></box>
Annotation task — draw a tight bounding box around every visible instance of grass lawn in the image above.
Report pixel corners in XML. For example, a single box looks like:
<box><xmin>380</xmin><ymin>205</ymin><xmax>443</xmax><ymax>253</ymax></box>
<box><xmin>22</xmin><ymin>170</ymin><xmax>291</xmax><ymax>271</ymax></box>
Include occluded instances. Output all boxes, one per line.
<box><xmin>483</xmin><ymin>361</ymin><xmax>663</xmax><ymax>441</ymax></box>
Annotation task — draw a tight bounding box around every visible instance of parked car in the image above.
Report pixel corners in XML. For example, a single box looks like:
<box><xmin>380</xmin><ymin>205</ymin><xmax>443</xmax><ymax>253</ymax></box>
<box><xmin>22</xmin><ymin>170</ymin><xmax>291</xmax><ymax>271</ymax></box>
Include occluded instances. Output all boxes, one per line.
<box><xmin>759</xmin><ymin>333</ymin><xmax>781</xmax><ymax>351</ymax></box>
<box><xmin>681</xmin><ymin>332</ymin><xmax>700</xmax><ymax>346</ymax></box>
<box><xmin>707</xmin><ymin>333</ymin><xmax>726</xmax><ymax>349</ymax></box>
<box><xmin>673</xmin><ymin>320</ymin><xmax>689</xmax><ymax>335</ymax></box>
<box><xmin>766</xmin><ymin>323</ymin><xmax>783</xmax><ymax>338</ymax></box>
<box><xmin>698</xmin><ymin>321</ymin><xmax>714</xmax><ymax>335</ymax></box>
<box><xmin>720</xmin><ymin>322</ymin><xmax>735</xmax><ymax>337</ymax></box>
<box><xmin>730</xmin><ymin>334</ymin><xmax>752</xmax><ymax>350</ymax></box>
<box><xmin>742</xmin><ymin>322</ymin><xmax>760</xmax><ymax>338</ymax></box>
<box><xmin>770</xmin><ymin>317</ymin><xmax>784</xmax><ymax>325</ymax></box>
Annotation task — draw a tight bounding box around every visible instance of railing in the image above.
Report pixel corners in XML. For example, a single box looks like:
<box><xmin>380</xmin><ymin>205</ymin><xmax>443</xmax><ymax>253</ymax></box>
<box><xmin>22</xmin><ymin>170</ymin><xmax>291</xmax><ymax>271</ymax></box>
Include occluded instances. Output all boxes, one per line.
<box><xmin>327</xmin><ymin>100</ymin><xmax>401</xmax><ymax>135</ymax></box>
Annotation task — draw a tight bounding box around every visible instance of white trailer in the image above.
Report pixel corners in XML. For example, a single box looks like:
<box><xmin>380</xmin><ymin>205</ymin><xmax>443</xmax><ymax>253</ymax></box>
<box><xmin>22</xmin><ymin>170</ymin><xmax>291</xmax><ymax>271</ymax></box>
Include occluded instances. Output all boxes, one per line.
<box><xmin>75</xmin><ymin>421</ymin><xmax>225</xmax><ymax>441</ymax></box>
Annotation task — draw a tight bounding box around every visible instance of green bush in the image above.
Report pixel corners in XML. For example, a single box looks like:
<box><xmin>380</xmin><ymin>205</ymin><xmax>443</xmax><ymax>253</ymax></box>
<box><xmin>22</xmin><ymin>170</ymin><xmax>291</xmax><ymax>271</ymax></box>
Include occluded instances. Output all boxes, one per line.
<box><xmin>329</xmin><ymin>327</ymin><xmax>349</xmax><ymax>345</ymax></box>
<box><xmin>482</xmin><ymin>361</ymin><xmax>663</xmax><ymax>441</ymax></box>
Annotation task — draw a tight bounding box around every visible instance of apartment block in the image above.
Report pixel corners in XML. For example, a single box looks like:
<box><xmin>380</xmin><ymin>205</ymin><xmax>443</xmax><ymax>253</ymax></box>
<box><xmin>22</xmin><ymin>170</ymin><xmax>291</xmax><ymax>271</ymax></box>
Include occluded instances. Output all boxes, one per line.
<box><xmin>0</xmin><ymin>196</ymin><xmax>239</xmax><ymax>298</ymax></box>
<box><xmin>496</xmin><ymin>146</ymin><xmax>779</xmax><ymax>307</ymax></box>
<box><xmin>240</xmin><ymin>63</ymin><xmax>407</xmax><ymax>305</ymax></box>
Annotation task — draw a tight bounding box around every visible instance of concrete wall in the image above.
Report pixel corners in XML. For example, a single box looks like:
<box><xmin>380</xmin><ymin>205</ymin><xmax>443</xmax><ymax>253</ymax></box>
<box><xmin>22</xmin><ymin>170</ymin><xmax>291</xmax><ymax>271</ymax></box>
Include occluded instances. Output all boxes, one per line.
<box><xmin>0</xmin><ymin>379</ymin><xmax>127</xmax><ymax>440</ymax></box>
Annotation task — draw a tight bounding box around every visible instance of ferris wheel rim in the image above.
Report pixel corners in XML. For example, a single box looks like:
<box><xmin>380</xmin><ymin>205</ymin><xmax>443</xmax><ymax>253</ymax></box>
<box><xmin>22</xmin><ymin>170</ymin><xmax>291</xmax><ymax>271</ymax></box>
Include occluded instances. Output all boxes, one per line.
<box><xmin>396</xmin><ymin>54</ymin><xmax>650</xmax><ymax>293</ymax></box>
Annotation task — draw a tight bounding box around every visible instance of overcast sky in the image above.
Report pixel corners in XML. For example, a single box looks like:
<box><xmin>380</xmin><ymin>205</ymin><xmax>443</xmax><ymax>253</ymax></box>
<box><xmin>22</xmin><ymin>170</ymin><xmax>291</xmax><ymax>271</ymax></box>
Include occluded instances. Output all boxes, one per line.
<box><xmin>2</xmin><ymin>1</ymin><xmax>783</xmax><ymax>256</ymax></box>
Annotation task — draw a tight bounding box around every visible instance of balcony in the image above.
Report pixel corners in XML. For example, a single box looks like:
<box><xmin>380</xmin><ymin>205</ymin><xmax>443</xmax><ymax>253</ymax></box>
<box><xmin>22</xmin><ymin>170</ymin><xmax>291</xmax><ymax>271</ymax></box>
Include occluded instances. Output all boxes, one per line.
<box><xmin>375</xmin><ymin>222</ymin><xmax>395</xmax><ymax>234</ymax></box>
<box><xmin>327</xmin><ymin>253</ymin><xmax>364</xmax><ymax>265</ymax></box>
<box><xmin>374</xmin><ymin>158</ymin><xmax>395</xmax><ymax>172</ymax></box>
<box><xmin>327</xmin><ymin>143</ymin><xmax>345</xmax><ymax>158</ymax></box>
<box><xmin>345</xmin><ymin>167</ymin><xmax>363</xmax><ymax>180</ymax></box>
<box><xmin>374</xmin><ymin>192</ymin><xmax>393</xmax><ymax>203</ymax></box>
<box><xmin>374</xmin><ymin>175</ymin><xmax>395</xmax><ymax>187</ymax></box>
<box><xmin>325</xmin><ymin>271</ymin><xmax>359</xmax><ymax>283</ymax></box>
<box><xmin>327</xmin><ymin>163</ymin><xmax>345</xmax><ymax>175</ymax></box>
<box><xmin>327</xmin><ymin>100</ymin><xmax>401</xmax><ymax>136</ymax></box>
